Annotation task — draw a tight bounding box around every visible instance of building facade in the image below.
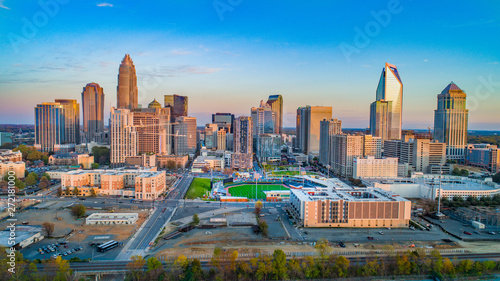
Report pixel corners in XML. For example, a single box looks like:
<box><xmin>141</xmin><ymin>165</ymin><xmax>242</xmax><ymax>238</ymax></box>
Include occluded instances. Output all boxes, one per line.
<box><xmin>297</xmin><ymin>106</ymin><xmax>333</xmax><ymax>155</ymax></box>
<box><xmin>266</xmin><ymin>94</ymin><xmax>283</xmax><ymax>135</ymax></box>
<box><xmin>434</xmin><ymin>82</ymin><xmax>469</xmax><ymax>161</ymax></box>
<box><xmin>174</xmin><ymin>116</ymin><xmax>197</xmax><ymax>155</ymax></box>
<box><xmin>212</xmin><ymin>113</ymin><xmax>234</xmax><ymax>133</ymax></box>
<box><xmin>110</xmin><ymin>107</ymin><xmax>138</xmax><ymax>165</ymax></box>
<box><xmin>257</xmin><ymin>134</ymin><xmax>281</xmax><ymax>163</ymax></box>
<box><xmin>233</xmin><ymin>116</ymin><xmax>253</xmax><ymax>169</ymax></box>
<box><xmin>164</xmin><ymin>94</ymin><xmax>188</xmax><ymax>121</ymax></box>
<box><xmin>369</xmin><ymin>100</ymin><xmax>393</xmax><ymax>141</ymax></box>
<box><xmin>319</xmin><ymin>118</ymin><xmax>342</xmax><ymax>166</ymax></box>
<box><xmin>374</xmin><ymin>62</ymin><xmax>403</xmax><ymax>140</ymax></box>
<box><xmin>330</xmin><ymin>134</ymin><xmax>364</xmax><ymax>178</ymax></box>
<box><xmin>34</xmin><ymin>102</ymin><xmax>64</xmax><ymax>152</ymax></box>
<box><xmin>353</xmin><ymin>156</ymin><xmax>398</xmax><ymax>179</ymax></box>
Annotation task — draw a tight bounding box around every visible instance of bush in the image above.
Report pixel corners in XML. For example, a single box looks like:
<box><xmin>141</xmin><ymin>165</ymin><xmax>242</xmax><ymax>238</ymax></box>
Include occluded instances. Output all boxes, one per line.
<box><xmin>71</xmin><ymin>204</ymin><xmax>86</xmax><ymax>218</ymax></box>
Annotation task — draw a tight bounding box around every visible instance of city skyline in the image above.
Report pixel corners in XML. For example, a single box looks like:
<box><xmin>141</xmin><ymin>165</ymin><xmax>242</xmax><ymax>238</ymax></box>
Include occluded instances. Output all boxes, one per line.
<box><xmin>0</xmin><ymin>1</ymin><xmax>499</xmax><ymax>130</ymax></box>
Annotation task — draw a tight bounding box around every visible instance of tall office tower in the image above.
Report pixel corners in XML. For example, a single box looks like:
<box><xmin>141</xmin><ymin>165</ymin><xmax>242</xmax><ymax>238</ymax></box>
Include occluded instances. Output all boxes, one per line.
<box><xmin>232</xmin><ymin>116</ymin><xmax>253</xmax><ymax>169</ymax></box>
<box><xmin>369</xmin><ymin>100</ymin><xmax>393</xmax><ymax>141</ymax></box>
<box><xmin>133</xmin><ymin>104</ymin><xmax>171</xmax><ymax>155</ymax></box>
<box><xmin>117</xmin><ymin>54</ymin><xmax>138</xmax><ymax>110</ymax></box>
<box><xmin>110</xmin><ymin>107</ymin><xmax>138</xmax><ymax>166</ymax></box>
<box><xmin>174</xmin><ymin>116</ymin><xmax>197</xmax><ymax>155</ymax></box>
<box><xmin>374</xmin><ymin>63</ymin><xmax>403</xmax><ymax>140</ymax></box>
<box><xmin>164</xmin><ymin>95</ymin><xmax>188</xmax><ymax>121</ymax></box>
<box><xmin>295</xmin><ymin>107</ymin><xmax>302</xmax><ymax>151</ymax></box>
<box><xmin>266</xmin><ymin>94</ymin><xmax>283</xmax><ymax>135</ymax></box>
<box><xmin>82</xmin><ymin>83</ymin><xmax>105</xmax><ymax>143</ymax></box>
<box><xmin>257</xmin><ymin>134</ymin><xmax>282</xmax><ymax>163</ymax></box>
<box><xmin>433</xmin><ymin>82</ymin><xmax>469</xmax><ymax>160</ymax></box>
<box><xmin>217</xmin><ymin>128</ymin><xmax>227</xmax><ymax>151</ymax></box>
<box><xmin>251</xmin><ymin>101</ymin><xmax>276</xmax><ymax>136</ymax></box>
<box><xmin>330</xmin><ymin>134</ymin><xmax>364</xmax><ymax>178</ymax></box>
<box><xmin>54</xmin><ymin>99</ymin><xmax>80</xmax><ymax>145</ymax></box>
<box><xmin>363</xmin><ymin>135</ymin><xmax>382</xmax><ymax>158</ymax></box>
<box><xmin>34</xmin><ymin>102</ymin><xmax>64</xmax><ymax>152</ymax></box>
<box><xmin>296</xmin><ymin>106</ymin><xmax>333</xmax><ymax>155</ymax></box>
<box><xmin>319</xmin><ymin>118</ymin><xmax>342</xmax><ymax>166</ymax></box>
<box><xmin>204</xmin><ymin>123</ymin><xmax>218</xmax><ymax>149</ymax></box>
<box><xmin>212</xmin><ymin>113</ymin><xmax>235</xmax><ymax>133</ymax></box>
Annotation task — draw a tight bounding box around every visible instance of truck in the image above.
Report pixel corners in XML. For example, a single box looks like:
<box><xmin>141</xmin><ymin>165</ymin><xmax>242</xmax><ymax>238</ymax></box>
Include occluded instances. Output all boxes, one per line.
<box><xmin>472</xmin><ymin>221</ymin><xmax>485</xmax><ymax>229</ymax></box>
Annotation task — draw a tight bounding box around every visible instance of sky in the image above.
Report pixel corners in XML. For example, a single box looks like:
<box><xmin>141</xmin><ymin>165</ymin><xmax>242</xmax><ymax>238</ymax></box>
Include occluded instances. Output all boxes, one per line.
<box><xmin>0</xmin><ymin>0</ymin><xmax>499</xmax><ymax>130</ymax></box>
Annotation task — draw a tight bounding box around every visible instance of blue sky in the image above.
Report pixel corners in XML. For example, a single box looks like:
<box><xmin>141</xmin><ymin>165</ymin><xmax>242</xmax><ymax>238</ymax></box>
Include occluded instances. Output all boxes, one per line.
<box><xmin>0</xmin><ymin>0</ymin><xmax>499</xmax><ymax>129</ymax></box>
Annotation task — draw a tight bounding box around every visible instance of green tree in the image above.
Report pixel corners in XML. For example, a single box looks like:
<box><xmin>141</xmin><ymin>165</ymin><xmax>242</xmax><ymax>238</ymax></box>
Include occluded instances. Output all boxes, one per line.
<box><xmin>146</xmin><ymin>257</ymin><xmax>162</xmax><ymax>272</ymax></box>
<box><xmin>64</xmin><ymin>187</ymin><xmax>71</xmax><ymax>196</ymax></box>
<box><xmin>126</xmin><ymin>255</ymin><xmax>146</xmax><ymax>281</ymax></box>
<box><xmin>90</xmin><ymin>188</ymin><xmax>97</xmax><ymax>197</ymax></box>
<box><xmin>396</xmin><ymin>254</ymin><xmax>412</xmax><ymax>275</ymax></box>
<box><xmin>71</xmin><ymin>204</ymin><xmax>86</xmax><ymax>218</ymax></box>
<box><xmin>334</xmin><ymin>255</ymin><xmax>350</xmax><ymax>277</ymax></box>
<box><xmin>41</xmin><ymin>172</ymin><xmax>51</xmax><ymax>181</ymax></box>
<box><xmin>91</xmin><ymin>146</ymin><xmax>110</xmax><ymax>165</ymax></box>
<box><xmin>272</xmin><ymin>249</ymin><xmax>287</xmax><ymax>280</ymax></box>
<box><xmin>91</xmin><ymin>163</ymin><xmax>99</xmax><ymax>169</ymax></box>
<box><xmin>25</xmin><ymin>174</ymin><xmax>37</xmax><ymax>186</ymax></box>
<box><xmin>192</xmin><ymin>213</ymin><xmax>200</xmax><ymax>225</ymax></box>
<box><xmin>57</xmin><ymin>186</ymin><xmax>63</xmax><ymax>196</ymax></box>
<box><xmin>315</xmin><ymin>238</ymin><xmax>332</xmax><ymax>259</ymax></box>
<box><xmin>28</xmin><ymin>172</ymin><xmax>39</xmax><ymax>181</ymax></box>
<box><xmin>258</xmin><ymin>219</ymin><xmax>268</xmax><ymax>237</ymax></box>
<box><xmin>73</xmin><ymin>187</ymin><xmax>80</xmax><ymax>196</ymax></box>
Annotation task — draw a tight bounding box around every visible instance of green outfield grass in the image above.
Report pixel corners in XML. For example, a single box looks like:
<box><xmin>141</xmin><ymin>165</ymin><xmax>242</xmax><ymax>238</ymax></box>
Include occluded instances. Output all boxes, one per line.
<box><xmin>185</xmin><ymin>178</ymin><xmax>216</xmax><ymax>199</ymax></box>
<box><xmin>227</xmin><ymin>184</ymin><xmax>289</xmax><ymax>200</ymax></box>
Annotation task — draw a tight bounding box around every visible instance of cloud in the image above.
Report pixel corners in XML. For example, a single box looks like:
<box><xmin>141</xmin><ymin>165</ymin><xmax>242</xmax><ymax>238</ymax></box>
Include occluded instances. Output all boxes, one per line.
<box><xmin>97</xmin><ymin>2</ymin><xmax>113</xmax><ymax>7</ymax></box>
<box><xmin>489</xmin><ymin>61</ymin><xmax>499</xmax><ymax>65</ymax></box>
<box><xmin>184</xmin><ymin>67</ymin><xmax>222</xmax><ymax>74</ymax></box>
<box><xmin>171</xmin><ymin>49</ymin><xmax>191</xmax><ymax>56</ymax></box>
<box><xmin>423</xmin><ymin>59</ymin><xmax>428</xmax><ymax>62</ymax></box>
<box><xmin>0</xmin><ymin>0</ymin><xmax>10</xmax><ymax>9</ymax></box>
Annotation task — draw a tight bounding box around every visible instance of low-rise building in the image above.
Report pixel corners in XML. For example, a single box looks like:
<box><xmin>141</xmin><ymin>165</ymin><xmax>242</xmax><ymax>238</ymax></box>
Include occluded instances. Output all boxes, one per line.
<box><xmin>0</xmin><ymin>149</ymin><xmax>22</xmax><ymax>162</ymax></box>
<box><xmin>466</xmin><ymin>144</ymin><xmax>500</xmax><ymax>173</ymax></box>
<box><xmin>86</xmin><ymin>213</ymin><xmax>139</xmax><ymax>225</ymax></box>
<box><xmin>156</xmin><ymin>154</ymin><xmax>189</xmax><ymax>169</ymax></box>
<box><xmin>0</xmin><ymin>161</ymin><xmax>25</xmax><ymax>178</ymax></box>
<box><xmin>353</xmin><ymin>156</ymin><xmax>398</xmax><ymax>179</ymax></box>
<box><xmin>0</xmin><ymin>225</ymin><xmax>43</xmax><ymax>250</ymax></box>
<box><xmin>49</xmin><ymin>153</ymin><xmax>94</xmax><ymax>169</ymax></box>
<box><xmin>192</xmin><ymin>155</ymin><xmax>225</xmax><ymax>171</ymax></box>
<box><xmin>263</xmin><ymin>190</ymin><xmax>290</xmax><ymax>202</ymax></box>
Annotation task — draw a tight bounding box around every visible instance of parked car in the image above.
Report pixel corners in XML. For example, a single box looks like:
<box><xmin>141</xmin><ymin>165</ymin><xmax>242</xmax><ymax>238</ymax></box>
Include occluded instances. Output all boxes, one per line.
<box><xmin>367</xmin><ymin>236</ymin><xmax>374</xmax><ymax>240</ymax></box>
<box><xmin>487</xmin><ymin>231</ymin><xmax>496</xmax><ymax>235</ymax></box>
<box><xmin>339</xmin><ymin>242</ymin><xmax>346</xmax><ymax>248</ymax></box>
<box><xmin>464</xmin><ymin>231</ymin><xmax>472</xmax><ymax>235</ymax></box>
<box><xmin>378</xmin><ymin>231</ymin><xmax>384</xmax><ymax>235</ymax></box>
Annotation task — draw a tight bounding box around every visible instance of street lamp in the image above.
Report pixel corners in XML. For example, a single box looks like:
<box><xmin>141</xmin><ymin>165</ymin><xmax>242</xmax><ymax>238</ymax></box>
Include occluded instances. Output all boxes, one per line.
<box><xmin>437</xmin><ymin>165</ymin><xmax>443</xmax><ymax>217</ymax></box>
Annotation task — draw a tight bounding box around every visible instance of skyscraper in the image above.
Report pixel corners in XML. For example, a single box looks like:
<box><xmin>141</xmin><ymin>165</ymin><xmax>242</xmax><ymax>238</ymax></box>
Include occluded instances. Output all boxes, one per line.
<box><xmin>296</xmin><ymin>106</ymin><xmax>332</xmax><ymax>154</ymax></box>
<box><xmin>251</xmin><ymin>102</ymin><xmax>275</xmax><ymax>136</ymax></box>
<box><xmin>232</xmin><ymin>116</ymin><xmax>253</xmax><ymax>169</ymax></box>
<box><xmin>433</xmin><ymin>82</ymin><xmax>469</xmax><ymax>160</ymax></box>
<box><xmin>82</xmin><ymin>83</ymin><xmax>105</xmax><ymax>143</ymax></box>
<box><xmin>54</xmin><ymin>99</ymin><xmax>80</xmax><ymax>145</ymax></box>
<box><xmin>369</xmin><ymin>100</ymin><xmax>393</xmax><ymax>142</ymax></box>
<box><xmin>110</xmin><ymin>107</ymin><xmax>138</xmax><ymax>165</ymax></box>
<box><xmin>34</xmin><ymin>102</ymin><xmax>64</xmax><ymax>152</ymax></box>
<box><xmin>204</xmin><ymin>123</ymin><xmax>218</xmax><ymax>149</ymax></box>
<box><xmin>330</xmin><ymin>134</ymin><xmax>364</xmax><ymax>178</ymax></box>
<box><xmin>217</xmin><ymin>128</ymin><xmax>227</xmax><ymax>151</ymax></box>
<box><xmin>117</xmin><ymin>54</ymin><xmax>138</xmax><ymax>110</ymax></box>
<box><xmin>174</xmin><ymin>116</ymin><xmax>197</xmax><ymax>155</ymax></box>
<box><xmin>266</xmin><ymin>94</ymin><xmax>283</xmax><ymax>135</ymax></box>
<box><xmin>212</xmin><ymin>113</ymin><xmax>234</xmax><ymax>133</ymax></box>
<box><xmin>133</xmin><ymin>106</ymin><xmax>171</xmax><ymax>155</ymax></box>
<box><xmin>374</xmin><ymin>63</ymin><xmax>403</xmax><ymax>140</ymax></box>
<box><xmin>319</xmin><ymin>118</ymin><xmax>342</xmax><ymax>166</ymax></box>
<box><xmin>164</xmin><ymin>94</ymin><xmax>188</xmax><ymax>121</ymax></box>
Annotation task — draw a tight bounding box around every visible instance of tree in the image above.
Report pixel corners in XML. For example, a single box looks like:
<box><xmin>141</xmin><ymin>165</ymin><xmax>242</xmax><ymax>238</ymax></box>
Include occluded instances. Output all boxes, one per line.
<box><xmin>493</xmin><ymin>172</ymin><xmax>500</xmax><ymax>184</ymax></box>
<box><xmin>396</xmin><ymin>254</ymin><xmax>412</xmax><ymax>275</ymax></box>
<box><xmin>334</xmin><ymin>255</ymin><xmax>350</xmax><ymax>277</ymax></box>
<box><xmin>272</xmin><ymin>249</ymin><xmax>287</xmax><ymax>280</ymax></box>
<box><xmin>71</xmin><ymin>204</ymin><xmax>86</xmax><ymax>218</ymax></box>
<box><xmin>73</xmin><ymin>187</ymin><xmax>80</xmax><ymax>196</ymax></box>
<box><xmin>166</xmin><ymin>160</ymin><xmax>176</xmax><ymax>170</ymax></box>
<box><xmin>127</xmin><ymin>255</ymin><xmax>146</xmax><ymax>281</ymax></box>
<box><xmin>38</xmin><ymin>181</ymin><xmax>48</xmax><ymax>190</ymax></box>
<box><xmin>315</xmin><ymin>238</ymin><xmax>332</xmax><ymax>259</ymax></box>
<box><xmin>91</xmin><ymin>146</ymin><xmax>110</xmax><ymax>165</ymax></box>
<box><xmin>91</xmin><ymin>163</ymin><xmax>99</xmax><ymax>169</ymax></box>
<box><xmin>460</xmin><ymin>169</ymin><xmax>469</xmax><ymax>177</ymax></box>
<box><xmin>90</xmin><ymin>188</ymin><xmax>97</xmax><ymax>197</ymax></box>
<box><xmin>146</xmin><ymin>256</ymin><xmax>162</xmax><ymax>272</ymax></box>
<box><xmin>258</xmin><ymin>219</ymin><xmax>268</xmax><ymax>237</ymax></box>
<box><xmin>192</xmin><ymin>213</ymin><xmax>200</xmax><ymax>225</ymax></box>
<box><xmin>41</xmin><ymin>173</ymin><xmax>51</xmax><ymax>181</ymax></box>
<box><xmin>25</xmin><ymin>174</ymin><xmax>37</xmax><ymax>186</ymax></box>
<box><xmin>42</xmin><ymin>222</ymin><xmax>55</xmax><ymax>237</ymax></box>
<box><xmin>57</xmin><ymin>186</ymin><xmax>63</xmax><ymax>196</ymax></box>
<box><xmin>64</xmin><ymin>187</ymin><xmax>71</xmax><ymax>196</ymax></box>
<box><xmin>255</xmin><ymin>200</ymin><xmax>263</xmax><ymax>216</ymax></box>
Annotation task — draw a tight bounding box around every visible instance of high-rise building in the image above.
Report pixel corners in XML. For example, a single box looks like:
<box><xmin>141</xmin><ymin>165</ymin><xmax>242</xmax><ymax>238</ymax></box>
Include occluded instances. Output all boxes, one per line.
<box><xmin>319</xmin><ymin>118</ymin><xmax>342</xmax><ymax>166</ymax></box>
<box><xmin>117</xmin><ymin>54</ymin><xmax>138</xmax><ymax>110</ymax></box>
<box><xmin>132</xmin><ymin>106</ymin><xmax>171</xmax><ymax>155</ymax></box>
<box><xmin>363</xmin><ymin>134</ymin><xmax>382</xmax><ymax>158</ymax></box>
<box><xmin>369</xmin><ymin>100</ymin><xmax>393</xmax><ymax>141</ymax></box>
<box><xmin>110</xmin><ymin>107</ymin><xmax>138</xmax><ymax>166</ymax></box>
<box><xmin>164</xmin><ymin>95</ymin><xmax>188</xmax><ymax>121</ymax></box>
<box><xmin>296</xmin><ymin>106</ymin><xmax>332</xmax><ymax>155</ymax></box>
<box><xmin>204</xmin><ymin>123</ymin><xmax>218</xmax><ymax>149</ymax></box>
<box><xmin>232</xmin><ymin>116</ymin><xmax>253</xmax><ymax>169</ymax></box>
<box><xmin>82</xmin><ymin>83</ymin><xmax>105</xmax><ymax>143</ymax></box>
<box><xmin>384</xmin><ymin>138</ymin><xmax>446</xmax><ymax>173</ymax></box>
<box><xmin>35</xmin><ymin>102</ymin><xmax>64</xmax><ymax>152</ymax></box>
<box><xmin>251</xmin><ymin>101</ymin><xmax>276</xmax><ymax>136</ymax></box>
<box><xmin>374</xmin><ymin>63</ymin><xmax>403</xmax><ymax>140</ymax></box>
<box><xmin>257</xmin><ymin>134</ymin><xmax>281</xmax><ymax>163</ymax></box>
<box><xmin>466</xmin><ymin>144</ymin><xmax>500</xmax><ymax>173</ymax></box>
<box><xmin>174</xmin><ymin>116</ymin><xmax>197</xmax><ymax>155</ymax></box>
<box><xmin>353</xmin><ymin>156</ymin><xmax>398</xmax><ymax>179</ymax></box>
<box><xmin>54</xmin><ymin>99</ymin><xmax>80</xmax><ymax>145</ymax></box>
<box><xmin>330</xmin><ymin>134</ymin><xmax>364</xmax><ymax>178</ymax></box>
<box><xmin>266</xmin><ymin>95</ymin><xmax>283</xmax><ymax>135</ymax></box>
<box><xmin>217</xmin><ymin>129</ymin><xmax>227</xmax><ymax>151</ymax></box>
<box><xmin>433</xmin><ymin>82</ymin><xmax>469</xmax><ymax>161</ymax></box>
<box><xmin>212</xmin><ymin>113</ymin><xmax>235</xmax><ymax>133</ymax></box>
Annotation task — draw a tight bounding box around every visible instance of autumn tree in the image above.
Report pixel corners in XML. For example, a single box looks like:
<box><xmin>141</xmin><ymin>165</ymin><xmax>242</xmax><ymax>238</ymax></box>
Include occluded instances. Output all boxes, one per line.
<box><xmin>127</xmin><ymin>255</ymin><xmax>146</xmax><ymax>281</ymax></box>
<box><xmin>192</xmin><ymin>213</ymin><xmax>200</xmax><ymax>225</ymax></box>
<box><xmin>42</xmin><ymin>222</ymin><xmax>55</xmax><ymax>237</ymax></box>
<box><xmin>272</xmin><ymin>249</ymin><xmax>287</xmax><ymax>280</ymax></box>
<box><xmin>255</xmin><ymin>200</ymin><xmax>263</xmax><ymax>216</ymax></box>
<box><xmin>71</xmin><ymin>204</ymin><xmax>86</xmax><ymax>218</ymax></box>
<box><xmin>73</xmin><ymin>187</ymin><xmax>80</xmax><ymax>196</ymax></box>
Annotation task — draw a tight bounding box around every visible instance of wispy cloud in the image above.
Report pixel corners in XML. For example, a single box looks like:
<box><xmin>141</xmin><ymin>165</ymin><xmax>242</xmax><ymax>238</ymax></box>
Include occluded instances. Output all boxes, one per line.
<box><xmin>171</xmin><ymin>49</ymin><xmax>191</xmax><ymax>56</ymax></box>
<box><xmin>97</xmin><ymin>2</ymin><xmax>113</xmax><ymax>7</ymax></box>
<box><xmin>447</xmin><ymin>19</ymin><xmax>497</xmax><ymax>28</ymax></box>
<box><xmin>184</xmin><ymin>67</ymin><xmax>222</xmax><ymax>74</ymax></box>
<box><xmin>0</xmin><ymin>0</ymin><xmax>10</xmax><ymax>10</ymax></box>
<box><xmin>423</xmin><ymin>59</ymin><xmax>428</xmax><ymax>62</ymax></box>
<box><xmin>489</xmin><ymin>61</ymin><xmax>499</xmax><ymax>65</ymax></box>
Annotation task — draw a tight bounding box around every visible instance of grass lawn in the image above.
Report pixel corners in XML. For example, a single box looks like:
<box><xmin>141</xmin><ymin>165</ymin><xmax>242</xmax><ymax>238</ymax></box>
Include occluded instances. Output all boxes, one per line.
<box><xmin>185</xmin><ymin>178</ymin><xmax>212</xmax><ymax>199</ymax></box>
<box><xmin>227</xmin><ymin>184</ymin><xmax>289</xmax><ymax>200</ymax></box>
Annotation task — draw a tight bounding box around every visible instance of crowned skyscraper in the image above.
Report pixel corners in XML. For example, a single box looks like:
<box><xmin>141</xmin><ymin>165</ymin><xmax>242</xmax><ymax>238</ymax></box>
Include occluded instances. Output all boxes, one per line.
<box><xmin>117</xmin><ymin>54</ymin><xmax>138</xmax><ymax>110</ymax></box>
<box><xmin>371</xmin><ymin>63</ymin><xmax>403</xmax><ymax>140</ymax></box>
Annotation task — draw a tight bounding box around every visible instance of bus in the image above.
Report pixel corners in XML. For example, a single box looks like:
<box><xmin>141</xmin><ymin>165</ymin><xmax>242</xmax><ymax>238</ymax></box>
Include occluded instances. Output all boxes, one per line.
<box><xmin>96</xmin><ymin>240</ymin><xmax>119</xmax><ymax>252</ymax></box>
